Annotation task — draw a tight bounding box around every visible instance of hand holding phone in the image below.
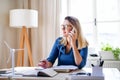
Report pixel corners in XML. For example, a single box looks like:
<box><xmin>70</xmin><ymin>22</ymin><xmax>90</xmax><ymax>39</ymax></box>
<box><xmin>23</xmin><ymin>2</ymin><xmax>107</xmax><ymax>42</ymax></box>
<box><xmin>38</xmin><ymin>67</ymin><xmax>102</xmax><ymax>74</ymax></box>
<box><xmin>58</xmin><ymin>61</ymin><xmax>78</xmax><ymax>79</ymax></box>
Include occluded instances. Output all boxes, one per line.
<box><xmin>71</xmin><ymin>28</ymin><xmax>76</xmax><ymax>33</ymax></box>
<box><xmin>68</xmin><ymin>28</ymin><xmax>77</xmax><ymax>47</ymax></box>
<box><xmin>69</xmin><ymin>28</ymin><xmax>77</xmax><ymax>39</ymax></box>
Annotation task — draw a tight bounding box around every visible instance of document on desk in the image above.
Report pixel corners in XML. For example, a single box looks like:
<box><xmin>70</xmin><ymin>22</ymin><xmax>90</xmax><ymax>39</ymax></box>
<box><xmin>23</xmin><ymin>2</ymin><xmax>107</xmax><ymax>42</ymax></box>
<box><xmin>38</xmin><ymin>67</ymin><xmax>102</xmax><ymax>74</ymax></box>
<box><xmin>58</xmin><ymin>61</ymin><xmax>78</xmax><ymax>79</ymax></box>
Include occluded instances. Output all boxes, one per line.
<box><xmin>53</xmin><ymin>65</ymin><xmax>78</xmax><ymax>72</ymax></box>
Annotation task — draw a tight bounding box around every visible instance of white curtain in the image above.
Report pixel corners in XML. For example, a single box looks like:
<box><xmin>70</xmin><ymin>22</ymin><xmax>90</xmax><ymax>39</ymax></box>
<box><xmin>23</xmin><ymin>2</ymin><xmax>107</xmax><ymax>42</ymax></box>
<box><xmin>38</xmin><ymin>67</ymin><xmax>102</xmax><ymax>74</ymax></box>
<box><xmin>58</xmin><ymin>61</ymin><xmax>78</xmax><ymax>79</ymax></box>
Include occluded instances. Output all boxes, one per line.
<box><xmin>0</xmin><ymin>0</ymin><xmax>18</xmax><ymax>69</ymax></box>
<box><xmin>16</xmin><ymin>0</ymin><xmax>61</xmax><ymax>66</ymax></box>
<box><xmin>0</xmin><ymin>0</ymin><xmax>61</xmax><ymax>68</ymax></box>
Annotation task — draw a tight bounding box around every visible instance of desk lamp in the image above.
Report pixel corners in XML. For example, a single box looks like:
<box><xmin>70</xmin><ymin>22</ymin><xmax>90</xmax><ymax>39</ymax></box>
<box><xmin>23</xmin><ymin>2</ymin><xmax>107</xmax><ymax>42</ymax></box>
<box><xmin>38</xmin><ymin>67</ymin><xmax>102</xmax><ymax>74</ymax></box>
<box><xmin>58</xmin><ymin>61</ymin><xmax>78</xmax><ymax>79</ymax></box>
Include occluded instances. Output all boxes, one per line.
<box><xmin>10</xmin><ymin>9</ymin><xmax>38</xmax><ymax>66</ymax></box>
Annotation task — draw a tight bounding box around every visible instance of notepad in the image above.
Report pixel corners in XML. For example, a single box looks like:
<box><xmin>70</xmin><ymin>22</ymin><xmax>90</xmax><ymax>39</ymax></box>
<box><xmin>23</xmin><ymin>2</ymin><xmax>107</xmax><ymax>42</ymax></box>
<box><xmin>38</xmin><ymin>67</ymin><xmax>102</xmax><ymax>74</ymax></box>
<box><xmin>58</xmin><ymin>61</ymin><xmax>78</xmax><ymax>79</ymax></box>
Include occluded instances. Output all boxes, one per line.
<box><xmin>53</xmin><ymin>65</ymin><xmax>78</xmax><ymax>72</ymax></box>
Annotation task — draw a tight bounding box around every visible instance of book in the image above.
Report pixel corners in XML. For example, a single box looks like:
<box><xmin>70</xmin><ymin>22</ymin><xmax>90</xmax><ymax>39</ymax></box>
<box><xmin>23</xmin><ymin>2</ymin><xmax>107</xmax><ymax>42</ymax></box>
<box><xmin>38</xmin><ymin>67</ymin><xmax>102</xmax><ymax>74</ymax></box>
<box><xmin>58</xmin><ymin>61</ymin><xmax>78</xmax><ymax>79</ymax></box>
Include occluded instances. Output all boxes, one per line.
<box><xmin>37</xmin><ymin>68</ymin><xmax>58</xmax><ymax>77</ymax></box>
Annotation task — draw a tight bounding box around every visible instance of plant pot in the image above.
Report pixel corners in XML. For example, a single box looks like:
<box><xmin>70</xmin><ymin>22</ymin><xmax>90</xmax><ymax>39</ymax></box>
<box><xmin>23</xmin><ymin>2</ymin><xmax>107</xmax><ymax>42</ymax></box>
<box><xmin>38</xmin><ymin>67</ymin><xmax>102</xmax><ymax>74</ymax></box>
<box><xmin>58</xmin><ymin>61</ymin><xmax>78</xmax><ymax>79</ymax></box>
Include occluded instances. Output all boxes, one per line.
<box><xmin>99</xmin><ymin>51</ymin><xmax>114</xmax><ymax>60</ymax></box>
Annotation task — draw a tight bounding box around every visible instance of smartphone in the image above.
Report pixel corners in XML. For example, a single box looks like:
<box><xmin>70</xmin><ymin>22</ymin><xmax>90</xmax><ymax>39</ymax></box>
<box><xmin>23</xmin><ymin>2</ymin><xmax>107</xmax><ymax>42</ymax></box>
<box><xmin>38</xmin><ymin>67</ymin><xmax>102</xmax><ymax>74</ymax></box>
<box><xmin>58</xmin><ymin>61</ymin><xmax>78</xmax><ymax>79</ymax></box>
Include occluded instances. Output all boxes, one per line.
<box><xmin>71</xmin><ymin>28</ymin><xmax>75</xmax><ymax>33</ymax></box>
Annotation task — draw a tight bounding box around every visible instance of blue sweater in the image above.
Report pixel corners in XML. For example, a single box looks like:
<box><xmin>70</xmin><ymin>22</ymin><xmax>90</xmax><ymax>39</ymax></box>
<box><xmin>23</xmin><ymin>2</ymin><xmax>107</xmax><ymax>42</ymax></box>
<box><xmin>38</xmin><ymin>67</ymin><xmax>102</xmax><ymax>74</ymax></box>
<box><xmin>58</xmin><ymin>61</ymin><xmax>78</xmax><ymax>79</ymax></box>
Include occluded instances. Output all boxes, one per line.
<box><xmin>47</xmin><ymin>37</ymin><xmax>88</xmax><ymax>69</ymax></box>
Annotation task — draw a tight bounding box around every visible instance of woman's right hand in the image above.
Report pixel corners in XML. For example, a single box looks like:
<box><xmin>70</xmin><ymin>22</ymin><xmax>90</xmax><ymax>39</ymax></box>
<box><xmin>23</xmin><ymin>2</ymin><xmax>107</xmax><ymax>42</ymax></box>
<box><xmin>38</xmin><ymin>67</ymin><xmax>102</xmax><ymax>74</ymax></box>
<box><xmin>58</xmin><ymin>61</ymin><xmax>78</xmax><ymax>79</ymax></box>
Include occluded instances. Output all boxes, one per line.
<box><xmin>38</xmin><ymin>60</ymin><xmax>48</xmax><ymax>68</ymax></box>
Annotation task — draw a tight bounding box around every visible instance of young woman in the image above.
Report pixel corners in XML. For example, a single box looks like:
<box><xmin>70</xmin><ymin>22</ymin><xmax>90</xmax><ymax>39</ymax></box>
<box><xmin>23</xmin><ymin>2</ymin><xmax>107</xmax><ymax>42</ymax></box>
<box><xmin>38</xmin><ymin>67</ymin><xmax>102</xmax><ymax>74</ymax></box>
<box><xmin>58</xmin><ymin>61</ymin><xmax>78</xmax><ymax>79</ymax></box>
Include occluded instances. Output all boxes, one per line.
<box><xmin>38</xmin><ymin>16</ymin><xmax>88</xmax><ymax>69</ymax></box>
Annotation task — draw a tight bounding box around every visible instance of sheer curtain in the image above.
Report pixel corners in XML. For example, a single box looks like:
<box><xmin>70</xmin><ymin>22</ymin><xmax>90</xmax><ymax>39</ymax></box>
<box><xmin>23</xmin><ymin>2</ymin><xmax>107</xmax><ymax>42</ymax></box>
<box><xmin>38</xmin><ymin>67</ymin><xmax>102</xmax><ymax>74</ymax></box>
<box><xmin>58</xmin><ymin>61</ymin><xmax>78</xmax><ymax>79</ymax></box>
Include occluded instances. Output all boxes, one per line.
<box><xmin>62</xmin><ymin>0</ymin><xmax>120</xmax><ymax>53</ymax></box>
<box><xmin>17</xmin><ymin>0</ymin><xmax>61</xmax><ymax>66</ymax></box>
<box><xmin>0</xmin><ymin>0</ymin><xmax>18</xmax><ymax>69</ymax></box>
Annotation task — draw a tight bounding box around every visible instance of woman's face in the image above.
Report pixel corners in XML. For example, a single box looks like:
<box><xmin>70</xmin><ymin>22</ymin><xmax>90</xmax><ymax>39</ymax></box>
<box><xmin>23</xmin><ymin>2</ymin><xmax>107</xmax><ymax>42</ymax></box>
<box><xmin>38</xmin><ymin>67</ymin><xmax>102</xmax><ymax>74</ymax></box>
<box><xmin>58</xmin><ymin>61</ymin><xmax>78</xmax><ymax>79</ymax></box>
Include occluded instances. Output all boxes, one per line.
<box><xmin>61</xmin><ymin>20</ymin><xmax>73</xmax><ymax>37</ymax></box>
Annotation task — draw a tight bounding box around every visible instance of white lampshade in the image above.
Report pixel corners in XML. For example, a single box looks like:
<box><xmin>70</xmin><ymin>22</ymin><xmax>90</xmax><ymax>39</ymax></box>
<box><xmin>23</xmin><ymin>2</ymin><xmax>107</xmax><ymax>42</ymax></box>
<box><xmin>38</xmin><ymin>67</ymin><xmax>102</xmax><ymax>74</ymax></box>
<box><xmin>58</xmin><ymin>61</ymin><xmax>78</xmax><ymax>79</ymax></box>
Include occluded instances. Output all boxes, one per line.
<box><xmin>10</xmin><ymin>9</ymin><xmax>38</xmax><ymax>28</ymax></box>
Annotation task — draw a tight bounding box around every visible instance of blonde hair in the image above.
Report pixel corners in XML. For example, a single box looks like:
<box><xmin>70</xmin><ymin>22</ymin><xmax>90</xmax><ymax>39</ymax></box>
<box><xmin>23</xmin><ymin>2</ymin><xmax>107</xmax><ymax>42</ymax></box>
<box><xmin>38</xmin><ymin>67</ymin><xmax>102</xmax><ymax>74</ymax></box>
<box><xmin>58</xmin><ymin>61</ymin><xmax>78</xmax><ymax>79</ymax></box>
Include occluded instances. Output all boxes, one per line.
<box><xmin>60</xmin><ymin>16</ymin><xmax>88</xmax><ymax>49</ymax></box>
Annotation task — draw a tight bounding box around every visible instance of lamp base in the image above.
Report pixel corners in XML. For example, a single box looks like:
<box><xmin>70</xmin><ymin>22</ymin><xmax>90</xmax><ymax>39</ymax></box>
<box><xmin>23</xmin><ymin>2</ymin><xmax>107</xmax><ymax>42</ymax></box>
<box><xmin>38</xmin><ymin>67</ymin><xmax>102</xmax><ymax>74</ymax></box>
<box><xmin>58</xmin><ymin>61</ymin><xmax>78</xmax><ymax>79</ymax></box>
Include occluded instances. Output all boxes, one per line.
<box><xmin>17</xmin><ymin>26</ymin><xmax>33</xmax><ymax>66</ymax></box>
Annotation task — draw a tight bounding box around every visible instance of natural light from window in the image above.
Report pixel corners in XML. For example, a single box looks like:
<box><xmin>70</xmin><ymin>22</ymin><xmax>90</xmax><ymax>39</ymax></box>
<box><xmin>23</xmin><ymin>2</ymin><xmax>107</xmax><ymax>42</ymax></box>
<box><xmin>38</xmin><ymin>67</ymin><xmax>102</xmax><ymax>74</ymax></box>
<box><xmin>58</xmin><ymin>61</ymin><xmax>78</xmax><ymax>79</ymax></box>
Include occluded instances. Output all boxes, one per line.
<box><xmin>61</xmin><ymin>0</ymin><xmax>120</xmax><ymax>53</ymax></box>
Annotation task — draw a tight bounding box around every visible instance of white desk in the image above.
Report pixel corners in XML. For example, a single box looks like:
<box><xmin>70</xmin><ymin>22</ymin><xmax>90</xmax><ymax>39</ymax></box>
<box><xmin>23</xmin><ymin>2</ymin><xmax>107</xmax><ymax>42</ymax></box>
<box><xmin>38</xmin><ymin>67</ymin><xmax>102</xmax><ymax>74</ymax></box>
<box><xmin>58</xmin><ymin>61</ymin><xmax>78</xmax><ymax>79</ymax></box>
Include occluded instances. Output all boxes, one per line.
<box><xmin>68</xmin><ymin>68</ymin><xmax>120</xmax><ymax>80</ymax></box>
<box><xmin>0</xmin><ymin>68</ymin><xmax>120</xmax><ymax>80</ymax></box>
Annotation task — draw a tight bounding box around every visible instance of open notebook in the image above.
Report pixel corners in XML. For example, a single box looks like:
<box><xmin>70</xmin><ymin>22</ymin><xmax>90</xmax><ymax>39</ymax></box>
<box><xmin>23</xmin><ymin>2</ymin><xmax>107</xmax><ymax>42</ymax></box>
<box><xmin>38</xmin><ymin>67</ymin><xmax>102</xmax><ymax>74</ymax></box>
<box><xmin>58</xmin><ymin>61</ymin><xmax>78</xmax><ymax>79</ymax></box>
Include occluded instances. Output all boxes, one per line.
<box><xmin>53</xmin><ymin>65</ymin><xmax>78</xmax><ymax>72</ymax></box>
<box><xmin>0</xmin><ymin>67</ymin><xmax>57</xmax><ymax>77</ymax></box>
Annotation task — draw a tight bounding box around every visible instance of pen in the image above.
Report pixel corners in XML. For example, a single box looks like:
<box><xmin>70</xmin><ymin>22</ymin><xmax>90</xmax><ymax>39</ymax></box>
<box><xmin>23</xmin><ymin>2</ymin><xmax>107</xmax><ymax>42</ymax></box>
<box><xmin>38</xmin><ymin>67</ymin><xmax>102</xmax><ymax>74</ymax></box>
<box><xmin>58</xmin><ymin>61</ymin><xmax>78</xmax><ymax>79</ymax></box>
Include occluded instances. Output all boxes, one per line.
<box><xmin>76</xmin><ymin>72</ymin><xmax>91</xmax><ymax>76</ymax></box>
<box><xmin>99</xmin><ymin>60</ymin><xmax>104</xmax><ymax>67</ymax></box>
<box><xmin>91</xmin><ymin>64</ymin><xmax>94</xmax><ymax>67</ymax></box>
<box><xmin>70</xmin><ymin>72</ymin><xmax>91</xmax><ymax>76</ymax></box>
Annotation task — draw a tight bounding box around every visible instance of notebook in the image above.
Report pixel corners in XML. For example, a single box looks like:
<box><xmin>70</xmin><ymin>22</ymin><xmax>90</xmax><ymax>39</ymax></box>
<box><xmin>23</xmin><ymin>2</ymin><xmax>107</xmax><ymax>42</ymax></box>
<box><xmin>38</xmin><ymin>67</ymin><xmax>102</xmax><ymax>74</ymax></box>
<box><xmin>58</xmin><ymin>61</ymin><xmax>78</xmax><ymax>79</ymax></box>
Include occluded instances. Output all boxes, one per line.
<box><xmin>0</xmin><ymin>67</ymin><xmax>57</xmax><ymax>77</ymax></box>
<box><xmin>53</xmin><ymin>65</ymin><xmax>78</xmax><ymax>72</ymax></box>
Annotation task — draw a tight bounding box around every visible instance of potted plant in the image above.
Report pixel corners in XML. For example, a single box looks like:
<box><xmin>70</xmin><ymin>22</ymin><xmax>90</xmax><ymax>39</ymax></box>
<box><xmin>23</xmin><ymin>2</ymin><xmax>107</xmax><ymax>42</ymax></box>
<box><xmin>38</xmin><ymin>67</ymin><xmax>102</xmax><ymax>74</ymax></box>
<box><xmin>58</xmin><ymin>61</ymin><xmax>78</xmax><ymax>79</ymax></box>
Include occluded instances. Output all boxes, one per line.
<box><xmin>99</xmin><ymin>43</ymin><xmax>114</xmax><ymax>59</ymax></box>
<box><xmin>112</xmin><ymin>47</ymin><xmax>120</xmax><ymax>60</ymax></box>
<box><xmin>99</xmin><ymin>43</ymin><xmax>120</xmax><ymax>60</ymax></box>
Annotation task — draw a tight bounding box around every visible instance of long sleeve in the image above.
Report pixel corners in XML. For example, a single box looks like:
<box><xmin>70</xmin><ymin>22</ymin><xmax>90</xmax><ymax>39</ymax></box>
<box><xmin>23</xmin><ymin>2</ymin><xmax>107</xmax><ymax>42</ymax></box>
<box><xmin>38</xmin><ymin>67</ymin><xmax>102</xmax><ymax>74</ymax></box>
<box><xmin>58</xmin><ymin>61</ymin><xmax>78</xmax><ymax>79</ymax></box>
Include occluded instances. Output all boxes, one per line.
<box><xmin>47</xmin><ymin>38</ymin><xmax>60</xmax><ymax>64</ymax></box>
<box><xmin>78</xmin><ymin>46</ymin><xmax>88</xmax><ymax>69</ymax></box>
<box><xmin>47</xmin><ymin>37</ymin><xmax>88</xmax><ymax>69</ymax></box>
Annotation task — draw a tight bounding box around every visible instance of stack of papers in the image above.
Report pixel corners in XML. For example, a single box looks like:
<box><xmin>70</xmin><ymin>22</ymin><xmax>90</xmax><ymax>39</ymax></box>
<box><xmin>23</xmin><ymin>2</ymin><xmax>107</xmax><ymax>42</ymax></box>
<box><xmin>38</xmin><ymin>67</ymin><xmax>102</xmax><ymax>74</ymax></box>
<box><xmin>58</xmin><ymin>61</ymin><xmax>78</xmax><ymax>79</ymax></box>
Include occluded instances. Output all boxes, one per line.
<box><xmin>0</xmin><ymin>69</ymin><xmax>11</xmax><ymax>74</ymax></box>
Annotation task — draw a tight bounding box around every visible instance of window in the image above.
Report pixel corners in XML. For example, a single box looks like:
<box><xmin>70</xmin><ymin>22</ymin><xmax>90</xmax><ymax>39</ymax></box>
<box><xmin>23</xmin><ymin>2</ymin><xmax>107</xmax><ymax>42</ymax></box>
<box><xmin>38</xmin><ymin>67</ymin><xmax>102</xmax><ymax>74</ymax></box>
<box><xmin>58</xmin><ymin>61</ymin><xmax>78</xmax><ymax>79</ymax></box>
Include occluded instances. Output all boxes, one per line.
<box><xmin>97</xmin><ymin>0</ymin><xmax>120</xmax><ymax>48</ymax></box>
<box><xmin>61</xmin><ymin>0</ymin><xmax>120</xmax><ymax>53</ymax></box>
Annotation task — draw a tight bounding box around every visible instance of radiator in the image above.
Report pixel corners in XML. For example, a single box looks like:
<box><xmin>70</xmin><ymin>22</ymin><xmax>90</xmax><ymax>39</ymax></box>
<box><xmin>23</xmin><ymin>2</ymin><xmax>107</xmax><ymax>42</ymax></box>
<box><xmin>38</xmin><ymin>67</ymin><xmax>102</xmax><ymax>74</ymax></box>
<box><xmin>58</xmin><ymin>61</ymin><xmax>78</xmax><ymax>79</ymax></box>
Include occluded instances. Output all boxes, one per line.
<box><xmin>86</xmin><ymin>57</ymin><xmax>120</xmax><ymax>71</ymax></box>
<box><xmin>103</xmin><ymin>60</ymin><xmax>120</xmax><ymax>71</ymax></box>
